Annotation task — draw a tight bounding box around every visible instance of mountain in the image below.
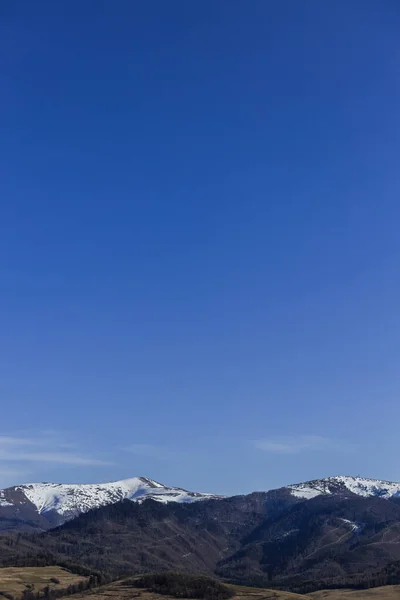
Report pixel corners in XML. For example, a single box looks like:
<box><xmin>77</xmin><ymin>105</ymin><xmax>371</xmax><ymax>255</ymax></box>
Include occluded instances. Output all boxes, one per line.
<box><xmin>1</xmin><ymin>474</ymin><xmax>400</xmax><ymax>533</ymax></box>
<box><xmin>4</xmin><ymin>474</ymin><xmax>400</xmax><ymax>592</ymax></box>
<box><xmin>218</xmin><ymin>492</ymin><xmax>400</xmax><ymax>591</ymax></box>
<box><xmin>0</xmin><ymin>477</ymin><xmax>219</xmax><ymax>531</ymax></box>
<box><xmin>285</xmin><ymin>476</ymin><xmax>400</xmax><ymax>500</ymax></box>
<box><xmin>0</xmin><ymin>495</ymin><xmax>266</xmax><ymax>575</ymax></box>
<box><xmin>3</xmin><ymin>491</ymin><xmax>400</xmax><ymax>593</ymax></box>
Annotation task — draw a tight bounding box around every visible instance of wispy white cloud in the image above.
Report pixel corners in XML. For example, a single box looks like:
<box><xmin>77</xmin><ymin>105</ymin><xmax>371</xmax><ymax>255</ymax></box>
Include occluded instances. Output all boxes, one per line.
<box><xmin>0</xmin><ymin>434</ymin><xmax>79</xmax><ymax>450</ymax></box>
<box><xmin>0</xmin><ymin>467</ymin><xmax>27</xmax><ymax>477</ymax></box>
<box><xmin>253</xmin><ymin>435</ymin><xmax>353</xmax><ymax>454</ymax></box>
<box><xmin>0</xmin><ymin>433</ymin><xmax>113</xmax><ymax>468</ymax></box>
<box><xmin>0</xmin><ymin>450</ymin><xmax>112</xmax><ymax>466</ymax></box>
<box><xmin>0</xmin><ymin>466</ymin><xmax>30</xmax><ymax>488</ymax></box>
<box><xmin>0</xmin><ymin>436</ymin><xmax>43</xmax><ymax>447</ymax></box>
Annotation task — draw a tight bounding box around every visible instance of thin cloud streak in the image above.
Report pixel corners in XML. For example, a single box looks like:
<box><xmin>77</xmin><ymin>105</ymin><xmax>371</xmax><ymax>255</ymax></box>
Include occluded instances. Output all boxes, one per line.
<box><xmin>253</xmin><ymin>435</ymin><xmax>354</xmax><ymax>454</ymax></box>
<box><xmin>0</xmin><ymin>434</ymin><xmax>79</xmax><ymax>450</ymax></box>
<box><xmin>0</xmin><ymin>451</ymin><xmax>113</xmax><ymax>466</ymax></box>
<box><xmin>0</xmin><ymin>436</ymin><xmax>44</xmax><ymax>447</ymax></box>
<box><xmin>0</xmin><ymin>467</ymin><xmax>30</xmax><ymax>488</ymax></box>
<box><xmin>0</xmin><ymin>467</ymin><xmax>27</xmax><ymax>477</ymax></box>
<box><xmin>0</xmin><ymin>433</ymin><xmax>113</xmax><ymax>467</ymax></box>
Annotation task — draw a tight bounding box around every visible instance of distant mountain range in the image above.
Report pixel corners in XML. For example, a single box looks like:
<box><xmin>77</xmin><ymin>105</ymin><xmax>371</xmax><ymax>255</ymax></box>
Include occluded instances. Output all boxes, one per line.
<box><xmin>2</xmin><ymin>474</ymin><xmax>400</xmax><ymax>592</ymax></box>
<box><xmin>1</xmin><ymin>474</ymin><xmax>400</xmax><ymax>530</ymax></box>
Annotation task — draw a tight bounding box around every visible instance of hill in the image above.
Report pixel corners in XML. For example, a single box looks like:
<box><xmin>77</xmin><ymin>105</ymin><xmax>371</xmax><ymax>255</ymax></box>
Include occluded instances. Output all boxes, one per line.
<box><xmin>310</xmin><ymin>585</ymin><xmax>400</xmax><ymax>599</ymax></box>
<box><xmin>62</xmin><ymin>575</ymin><xmax>311</xmax><ymax>600</ymax></box>
<box><xmin>0</xmin><ymin>566</ymin><xmax>88</xmax><ymax>599</ymax></box>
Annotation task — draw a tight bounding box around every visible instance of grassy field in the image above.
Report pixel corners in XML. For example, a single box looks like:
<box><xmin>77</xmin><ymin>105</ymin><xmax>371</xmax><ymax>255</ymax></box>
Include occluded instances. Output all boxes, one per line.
<box><xmin>227</xmin><ymin>583</ymin><xmax>311</xmax><ymax>600</ymax></box>
<box><xmin>68</xmin><ymin>579</ymin><xmax>311</xmax><ymax>600</ymax></box>
<box><xmin>0</xmin><ymin>566</ymin><xmax>88</xmax><ymax>598</ymax></box>
<box><xmin>66</xmin><ymin>578</ymin><xmax>400</xmax><ymax>600</ymax></box>
<box><xmin>310</xmin><ymin>585</ymin><xmax>400</xmax><ymax>600</ymax></box>
<box><xmin>3</xmin><ymin>569</ymin><xmax>400</xmax><ymax>600</ymax></box>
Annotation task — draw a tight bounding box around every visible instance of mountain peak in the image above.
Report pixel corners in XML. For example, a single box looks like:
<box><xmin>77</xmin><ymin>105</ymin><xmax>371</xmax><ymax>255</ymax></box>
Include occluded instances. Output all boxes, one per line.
<box><xmin>0</xmin><ymin>476</ymin><xmax>219</xmax><ymax>528</ymax></box>
<box><xmin>286</xmin><ymin>475</ymin><xmax>400</xmax><ymax>500</ymax></box>
<box><xmin>2</xmin><ymin>473</ymin><xmax>400</xmax><ymax>535</ymax></box>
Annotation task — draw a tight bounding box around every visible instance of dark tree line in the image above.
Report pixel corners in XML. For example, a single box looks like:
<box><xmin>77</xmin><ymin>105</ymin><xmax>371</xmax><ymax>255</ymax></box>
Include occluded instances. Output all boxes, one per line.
<box><xmin>128</xmin><ymin>572</ymin><xmax>235</xmax><ymax>600</ymax></box>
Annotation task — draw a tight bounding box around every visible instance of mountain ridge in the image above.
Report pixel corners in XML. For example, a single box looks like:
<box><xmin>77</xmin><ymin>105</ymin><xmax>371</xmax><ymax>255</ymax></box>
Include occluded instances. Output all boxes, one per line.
<box><xmin>1</xmin><ymin>473</ymin><xmax>400</xmax><ymax>533</ymax></box>
<box><xmin>3</xmin><ymin>492</ymin><xmax>400</xmax><ymax>593</ymax></box>
<box><xmin>2</xmin><ymin>478</ymin><xmax>400</xmax><ymax>591</ymax></box>
<box><xmin>285</xmin><ymin>475</ymin><xmax>400</xmax><ymax>500</ymax></box>
<box><xmin>0</xmin><ymin>476</ymin><xmax>220</xmax><ymax>530</ymax></box>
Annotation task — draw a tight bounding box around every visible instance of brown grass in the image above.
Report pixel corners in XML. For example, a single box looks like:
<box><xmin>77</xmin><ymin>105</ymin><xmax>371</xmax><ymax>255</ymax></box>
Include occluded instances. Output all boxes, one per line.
<box><xmin>0</xmin><ymin>566</ymin><xmax>87</xmax><ymax>597</ymax></box>
<box><xmin>310</xmin><ymin>585</ymin><xmax>400</xmax><ymax>600</ymax></box>
<box><xmin>11</xmin><ymin>568</ymin><xmax>400</xmax><ymax>600</ymax></box>
<box><xmin>227</xmin><ymin>583</ymin><xmax>312</xmax><ymax>600</ymax></box>
<box><xmin>69</xmin><ymin>579</ymin><xmax>311</xmax><ymax>600</ymax></box>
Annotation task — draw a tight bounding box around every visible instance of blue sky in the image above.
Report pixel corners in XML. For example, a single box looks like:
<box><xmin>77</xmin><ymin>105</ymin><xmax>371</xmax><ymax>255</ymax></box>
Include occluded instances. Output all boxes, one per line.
<box><xmin>1</xmin><ymin>1</ymin><xmax>400</xmax><ymax>495</ymax></box>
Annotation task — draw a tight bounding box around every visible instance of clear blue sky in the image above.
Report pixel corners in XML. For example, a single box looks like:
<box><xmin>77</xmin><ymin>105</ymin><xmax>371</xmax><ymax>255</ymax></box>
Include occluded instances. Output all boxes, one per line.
<box><xmin>1</xmin><ymin>1</ymin><xmax>400</xmax><ymax>495</ymax></box>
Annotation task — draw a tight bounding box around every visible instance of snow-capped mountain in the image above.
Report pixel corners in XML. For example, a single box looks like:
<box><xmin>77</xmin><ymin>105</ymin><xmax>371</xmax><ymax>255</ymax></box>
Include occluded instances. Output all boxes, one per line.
<box><xmin>286</xmin><ymin>475</ymin><xmax>400</xmax><ymax>500</ymax></box>
<box><xmin>2</xmin><ymin>474</ymin><xmax>400</xmax><ymax>533</ymax></box>
<box><xmin>0</xmin><ymin>476</ymin><xmax>219</xmax><ymax>529</ymax></box>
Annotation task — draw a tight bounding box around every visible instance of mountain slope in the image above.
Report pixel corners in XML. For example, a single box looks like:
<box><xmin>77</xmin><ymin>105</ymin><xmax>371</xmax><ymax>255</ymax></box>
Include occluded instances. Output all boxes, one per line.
<box><xmin>0</xmin><ymin>496</ymin><xmax>266</xmax><ymax>576</ymax></box>
<box><xmin>0</xmin><ymin>477</ymin><xmax>219</xmax><ymax>531</ymax></box>
<box><xmin>218</xmin><ymin>493</ymin><xmax>400</xmax><ymax>591</ymax></box>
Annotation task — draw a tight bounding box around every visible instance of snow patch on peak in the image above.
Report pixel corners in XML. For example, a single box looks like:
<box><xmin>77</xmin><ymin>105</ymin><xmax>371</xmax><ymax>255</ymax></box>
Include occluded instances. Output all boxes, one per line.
<box><xmin>289</xmin><ymin>486</ymin><xmax>325</xmax><ymax>500</ymax></box>
<box><xmin>287</xmin><ymin>479</ymin><xmax>333</xmax><ymax>499</ymax></box>
<box><xmin>0</xmin><ymin>490</ymin><xmax>12</xmax><ymax>507</ymax></box>
<box><xmin>328</xmin><ymin>476</ymin><xmax>400</xmax><ymax>498</ymax></box>
<box><xmin>287</xmin><ymin>475</ymin><xmax>400</xmax><ymax>501</ymax></box>
<box><xmin>13</xmin><ymin>477</ymin><xmax>218</xmax><ymax>519</ymax></box>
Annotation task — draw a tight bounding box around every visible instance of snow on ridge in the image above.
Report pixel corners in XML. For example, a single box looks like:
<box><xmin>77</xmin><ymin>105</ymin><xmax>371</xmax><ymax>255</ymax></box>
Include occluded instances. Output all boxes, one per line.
<box><xmin>287</xmin><ymin>475</ymin><xmax>400</xmax><ymax>500</ymax></box>
<box><xmin>289</xmin><ymin>486</ymin><xmax>324</xmax><ymax>500</ymax></box>
<box><xmin>0</xmin><ymin>490</ymin><xmax>12</xmax><ymax>507</ymax></box>
<box><xmin>13</xmin><ymin>477</ymin><xmax>217</xmax><ymax>516</ymax></box>
<box><xmin>329</xmin><ymin>475</ymin><xmax>400</xmax><ymax>498</ymax></box>
<box><xmin>6</xmin><ymin>474</ymin><xmax>400</xmax><ymax>518</ymax></box>
<box><xmin>287</xmin><ymin>478</ymin><xmax>334</xmax><ymax>499</ymax></box>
